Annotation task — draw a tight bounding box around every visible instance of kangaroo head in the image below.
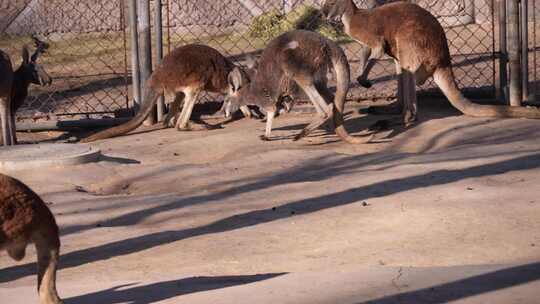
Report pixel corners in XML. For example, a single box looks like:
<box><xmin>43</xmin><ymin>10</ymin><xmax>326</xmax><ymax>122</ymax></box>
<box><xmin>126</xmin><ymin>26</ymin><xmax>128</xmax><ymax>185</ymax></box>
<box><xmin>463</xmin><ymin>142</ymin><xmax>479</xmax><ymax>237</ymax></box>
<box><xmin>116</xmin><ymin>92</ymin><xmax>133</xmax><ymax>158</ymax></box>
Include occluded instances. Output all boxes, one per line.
<box><xmin>19</xmin><ymin>36</ymin><xmax>52</xmax><ymax>86</ymax></box>
<box><xmin>321</xmin><ymin>0</ymin><xmax>348</xmax><ymax>22</ymax></box>
<box><xmin>224</xmin><ymin>66</ymin><xmax>252</xmax><ymax>117</ymax></box>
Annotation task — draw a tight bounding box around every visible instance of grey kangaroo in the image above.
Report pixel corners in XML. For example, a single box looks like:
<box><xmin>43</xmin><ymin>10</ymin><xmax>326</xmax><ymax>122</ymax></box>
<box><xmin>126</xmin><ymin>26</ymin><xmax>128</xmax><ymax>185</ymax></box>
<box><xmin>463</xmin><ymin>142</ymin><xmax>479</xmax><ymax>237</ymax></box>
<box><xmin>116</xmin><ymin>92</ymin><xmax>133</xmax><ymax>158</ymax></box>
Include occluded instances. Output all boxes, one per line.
<box><xmin>0</xmin><ymin>36</ymin><xmax>51</xmax><ymax>146</ymax></box>
<box><xmin>81</xmin><ymin>44</ymin><xmax>252</xmax><ymax>143</ymax></box>
<box><xmin>224</xmin><ymin>30</ymin><xmax>372</xmax><ymax>143</ymax></box>
<box><xmin>1</xmin><ymin>173</ymin><xmax>63</xmax><ymax>304</ymax></box>
<box><xmin>321</xmin><ymin>0</ymin><xmax>540</xmax><ymax>125</ymax></box>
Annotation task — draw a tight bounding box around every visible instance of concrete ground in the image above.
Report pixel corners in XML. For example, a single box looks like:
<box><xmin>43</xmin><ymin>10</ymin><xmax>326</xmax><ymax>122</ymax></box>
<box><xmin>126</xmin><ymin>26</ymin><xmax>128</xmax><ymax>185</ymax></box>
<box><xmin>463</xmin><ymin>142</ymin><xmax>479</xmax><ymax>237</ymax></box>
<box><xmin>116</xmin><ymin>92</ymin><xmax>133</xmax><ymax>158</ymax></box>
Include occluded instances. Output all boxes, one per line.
<box><xmin>1</xmin><ymin>98</ymin><xmax>540</xmax><ymax>303</ymax></box>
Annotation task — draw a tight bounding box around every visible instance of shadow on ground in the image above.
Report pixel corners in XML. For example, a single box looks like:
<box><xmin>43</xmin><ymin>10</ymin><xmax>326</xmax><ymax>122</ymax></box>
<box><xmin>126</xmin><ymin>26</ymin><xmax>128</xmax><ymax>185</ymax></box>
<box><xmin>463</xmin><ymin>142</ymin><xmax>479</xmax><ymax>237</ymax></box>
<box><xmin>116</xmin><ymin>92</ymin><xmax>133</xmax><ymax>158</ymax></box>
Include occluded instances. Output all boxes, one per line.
<box><xmin>64</xmin><ymin>273</ymin><xmax>285</xmax><ymax>304</ymax></box>
<box><xmin>358</xmin><ymin>262</ymin><xmax>540</xmax><ymax>304</ymax></box>
<box><xmin>2</xmin><ymin>152</ymin><xmax>540</xmax><ymax>283</ymax></box>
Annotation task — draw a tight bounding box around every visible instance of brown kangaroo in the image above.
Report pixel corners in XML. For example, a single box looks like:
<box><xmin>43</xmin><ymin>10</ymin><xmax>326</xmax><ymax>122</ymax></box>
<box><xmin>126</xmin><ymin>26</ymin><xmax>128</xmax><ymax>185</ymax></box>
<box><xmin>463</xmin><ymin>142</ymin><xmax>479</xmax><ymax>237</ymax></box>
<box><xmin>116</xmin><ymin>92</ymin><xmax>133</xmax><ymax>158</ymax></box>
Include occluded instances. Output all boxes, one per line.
<box><xmin>224</xmin><ymin>30</ymin><xmax>372</xmax><ymax>143</ymax></box>
<box><xmin>0</xmin><ymin>50</ymin><xmax>14</xmax><ymax>145</ymax></box>
<box><xmin>0</xmin><ymin>173</ymin><xmax>63</xmax><ymax>304</ymax></box>
<box><xmin>321</xmin><ymin>0</ymin><xmax>540</xmax><ymax>125</ymax></box>
<box><xmin>0</xmin><ymin>36</ymin><xmax>51</xmax><ymax>146</ymax></box>
<box><xmin>81</xmin><ymin>44</ymin><xmax>252</xmax><ymax>143</ymax></box>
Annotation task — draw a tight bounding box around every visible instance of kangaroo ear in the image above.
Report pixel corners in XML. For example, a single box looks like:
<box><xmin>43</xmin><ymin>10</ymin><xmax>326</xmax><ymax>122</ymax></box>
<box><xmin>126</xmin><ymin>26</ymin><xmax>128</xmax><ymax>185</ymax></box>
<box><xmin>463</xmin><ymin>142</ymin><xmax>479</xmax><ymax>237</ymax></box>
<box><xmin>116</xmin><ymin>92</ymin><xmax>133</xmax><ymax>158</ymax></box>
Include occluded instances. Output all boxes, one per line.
<box><xmin>244</xmin><ymin>54</ymin><xmax>258</xmax><ymax>70</ymax></box>
<box><xmin>22</xmin><ymin>46</ymin><xmax>30</xmax><ymax>65</ymax></box>
<box><xmin>228</xmin><ymin>67</ymin><xmax>244</xmax><ymax>92</ymax></box>
<box><xmin>365</xmin><ymin>0</ymin><xmax>378</xmax><ymax>9</ymax></box>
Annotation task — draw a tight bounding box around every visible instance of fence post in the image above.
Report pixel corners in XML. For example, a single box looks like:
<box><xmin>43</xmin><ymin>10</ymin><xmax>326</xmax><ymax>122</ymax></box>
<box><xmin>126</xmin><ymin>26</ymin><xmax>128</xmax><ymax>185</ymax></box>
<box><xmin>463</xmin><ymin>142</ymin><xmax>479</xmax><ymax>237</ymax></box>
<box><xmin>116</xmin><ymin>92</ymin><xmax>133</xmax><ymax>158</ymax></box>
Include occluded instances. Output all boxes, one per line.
<box><xmin>155</xmin><ymin>0</ymin><xmax>165</xmax><ymax>122</ymax></box>
<box><xmin>498</xmin><ymin>0</ymin><xmax>508</xmax><ymax>102</ymax></box>
<box><xmin>138</xmin><ymin>0</ymin><xmax>155</xmax><ymax>125</ymax></box>
<box><xmin>128</xmin><ymin>0</ymin><xmax>142</xmax><ymax>112</ymax></box>
<box><xmin>520</xmin><ymin>0</ymin><xmax>529</xmax><ymax>102</ymax></box>
<box><xmin>507</xmin><ymin>0</ymin><xmax>522</xmax><ymax>106</ymax></box>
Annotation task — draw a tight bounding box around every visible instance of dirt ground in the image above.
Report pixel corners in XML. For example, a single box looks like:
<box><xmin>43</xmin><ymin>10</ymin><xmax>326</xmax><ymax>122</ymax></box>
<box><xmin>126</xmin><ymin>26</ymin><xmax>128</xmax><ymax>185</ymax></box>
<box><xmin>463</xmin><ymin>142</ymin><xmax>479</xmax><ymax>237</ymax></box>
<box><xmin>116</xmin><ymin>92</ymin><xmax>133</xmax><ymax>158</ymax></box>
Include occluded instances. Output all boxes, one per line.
<box><xmin>1</xmin><ymin>98</ymin><xmax>540</xmax><ymax>303</ymax></box>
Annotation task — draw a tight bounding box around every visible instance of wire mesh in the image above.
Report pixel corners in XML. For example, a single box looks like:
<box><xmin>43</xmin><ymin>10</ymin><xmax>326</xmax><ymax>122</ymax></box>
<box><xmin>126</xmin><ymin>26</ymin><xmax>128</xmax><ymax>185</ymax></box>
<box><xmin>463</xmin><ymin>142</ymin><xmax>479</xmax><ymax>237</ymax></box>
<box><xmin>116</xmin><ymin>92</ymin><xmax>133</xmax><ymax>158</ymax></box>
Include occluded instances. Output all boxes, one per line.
<box><xmin>164</xmin><ymin>0</ymin><xmax>499</xmax><ymax>104</ymax></box>
<box><xmin>0</xmin><ymin>0</ymin><xmax>130</xmax><ymax>121</ymax></box>
<box><xmin>0</xmin><ymin>0</ymin><xmax>507</xmax><ymax>122</ymax></box>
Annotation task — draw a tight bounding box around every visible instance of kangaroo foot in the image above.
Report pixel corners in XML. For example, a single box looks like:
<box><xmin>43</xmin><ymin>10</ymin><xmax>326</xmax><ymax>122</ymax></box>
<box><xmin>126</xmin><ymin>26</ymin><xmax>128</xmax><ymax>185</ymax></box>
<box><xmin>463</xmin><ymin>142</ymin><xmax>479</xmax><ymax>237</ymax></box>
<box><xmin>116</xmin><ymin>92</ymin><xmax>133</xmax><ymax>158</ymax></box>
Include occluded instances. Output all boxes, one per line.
<box><xmin>403</xmin><ymin>112</ymin><xmax>417</xmax><ymax>128</ymax></box>
<box><xmin>177</xmin><ymin>120</ymin><xmax>223</xmax><ymax>131</ymax></box>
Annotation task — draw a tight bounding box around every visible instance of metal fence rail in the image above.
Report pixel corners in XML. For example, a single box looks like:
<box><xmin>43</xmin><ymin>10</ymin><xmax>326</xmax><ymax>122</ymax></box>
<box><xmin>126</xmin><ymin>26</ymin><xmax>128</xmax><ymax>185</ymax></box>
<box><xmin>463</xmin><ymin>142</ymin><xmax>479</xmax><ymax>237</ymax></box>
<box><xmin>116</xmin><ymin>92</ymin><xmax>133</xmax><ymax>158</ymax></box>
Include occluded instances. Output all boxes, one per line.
<box><xmin>1</xmin><ymin>0</ymin><xmax>538</xmax><ymax>124</ymax></box>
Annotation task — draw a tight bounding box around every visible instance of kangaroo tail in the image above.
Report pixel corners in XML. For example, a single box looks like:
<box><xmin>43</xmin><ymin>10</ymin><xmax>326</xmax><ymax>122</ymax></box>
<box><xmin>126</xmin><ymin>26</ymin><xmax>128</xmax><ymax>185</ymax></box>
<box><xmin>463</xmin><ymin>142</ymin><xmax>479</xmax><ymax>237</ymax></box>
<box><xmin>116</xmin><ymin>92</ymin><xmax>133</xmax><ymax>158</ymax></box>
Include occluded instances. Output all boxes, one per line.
<box><xmin>330</xmin><ymin>43</ymin><xmax>373</xmax><ymax>144</ymax></box>
<box><xmin>434</xmin><ymin>67</ymin><xmax>540</xmax><ymax>119</ymax></box>
<box><xmin>81</xmin><ymin>84</ymin><xmax>161</xmax><ymax>143</ymax></box>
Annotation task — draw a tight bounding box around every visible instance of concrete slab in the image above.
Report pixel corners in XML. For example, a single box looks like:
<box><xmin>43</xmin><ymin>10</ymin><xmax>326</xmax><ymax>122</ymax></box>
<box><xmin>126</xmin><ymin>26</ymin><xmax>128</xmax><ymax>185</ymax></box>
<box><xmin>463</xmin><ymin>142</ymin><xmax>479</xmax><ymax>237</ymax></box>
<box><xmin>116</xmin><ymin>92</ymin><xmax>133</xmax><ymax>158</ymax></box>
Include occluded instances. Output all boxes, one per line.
<box><xmin>0</xmin><ymin>143</ymin><xmax>101</xmax><ymax>172</ymax></box>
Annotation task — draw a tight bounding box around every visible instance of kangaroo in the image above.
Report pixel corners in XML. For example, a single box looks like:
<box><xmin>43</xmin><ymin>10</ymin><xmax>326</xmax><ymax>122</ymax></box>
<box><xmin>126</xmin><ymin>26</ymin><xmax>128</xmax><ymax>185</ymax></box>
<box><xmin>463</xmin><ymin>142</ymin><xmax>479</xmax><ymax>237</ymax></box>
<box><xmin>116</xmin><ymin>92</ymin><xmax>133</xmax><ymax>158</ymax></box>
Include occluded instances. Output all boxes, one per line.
<box><xmin>0</xmin><ymin>173</ymin><xmax>63</xmax><ymax>304</ymax></box>
<box><xmin>321</xmin><ymin>0</ymin><xmax>540</xmax><ymax>125</ymax></box>
<box><xmin>0</xmin><ymin>50</ymin><xmax>14</xmax><ymax>145</ymax></box>
<box><xmin>224</xmin><ymin>30</ymin><xmax>373</xmax><ymax>143</ymax></box>
<box><xmin>0</xmin><ymin>36</ymin><xmax>51</xmax><ymax>146</ymax></box>
<box><xmin>81</xmin><ymin>44</ymin><xmax>253</xmax><ymax>143</ymax></box>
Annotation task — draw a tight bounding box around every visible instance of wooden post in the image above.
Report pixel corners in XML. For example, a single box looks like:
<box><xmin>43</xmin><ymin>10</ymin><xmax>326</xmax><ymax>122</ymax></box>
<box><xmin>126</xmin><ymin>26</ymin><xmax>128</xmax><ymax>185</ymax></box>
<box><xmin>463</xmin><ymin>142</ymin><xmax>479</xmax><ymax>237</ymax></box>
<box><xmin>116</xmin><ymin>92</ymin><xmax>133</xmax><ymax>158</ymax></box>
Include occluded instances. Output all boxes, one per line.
<box><xmin>507</xmin><ymin>0</ymin><xmax>522</xmax><ymax>106</ymax></box>
<box><xmin>128</xmin><ymin>0</ymin><xmax>141</xmax><ymax>112</ymax></box>
<box><xmin>138</xmin><ymin>0</ymin><xmax>155</xmax><ymax>125</ymax></box>
<box><xmin>154</xmin><ymin>0</ymin><xmax>165</xmax><ymax>122</ymax></box>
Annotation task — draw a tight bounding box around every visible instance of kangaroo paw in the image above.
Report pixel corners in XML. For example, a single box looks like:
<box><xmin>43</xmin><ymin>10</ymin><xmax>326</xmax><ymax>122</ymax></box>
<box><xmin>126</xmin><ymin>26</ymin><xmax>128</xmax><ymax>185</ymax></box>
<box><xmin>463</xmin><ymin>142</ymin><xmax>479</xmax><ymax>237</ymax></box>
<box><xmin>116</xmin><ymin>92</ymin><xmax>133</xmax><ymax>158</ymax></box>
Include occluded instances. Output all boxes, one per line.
<box><xmin>178</xmin><ymin>122</ymin><xmax>220</xmax><ymax>131</ymax></box>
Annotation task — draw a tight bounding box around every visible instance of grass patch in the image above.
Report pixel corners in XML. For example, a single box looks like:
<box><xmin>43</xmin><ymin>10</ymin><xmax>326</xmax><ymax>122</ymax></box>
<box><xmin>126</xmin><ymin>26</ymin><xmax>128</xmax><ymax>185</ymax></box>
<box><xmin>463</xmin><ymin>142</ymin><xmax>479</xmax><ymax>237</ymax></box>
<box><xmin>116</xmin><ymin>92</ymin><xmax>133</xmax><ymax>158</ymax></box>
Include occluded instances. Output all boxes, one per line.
<box><xmin>248</xmin><ymin>5</ymin><xmax>352</xmax><ymax>43</ymax></box>
<box><xmin>0</xmin><ymin>33</ymin><xmax>125</xmax><ymax>68</ymax></box>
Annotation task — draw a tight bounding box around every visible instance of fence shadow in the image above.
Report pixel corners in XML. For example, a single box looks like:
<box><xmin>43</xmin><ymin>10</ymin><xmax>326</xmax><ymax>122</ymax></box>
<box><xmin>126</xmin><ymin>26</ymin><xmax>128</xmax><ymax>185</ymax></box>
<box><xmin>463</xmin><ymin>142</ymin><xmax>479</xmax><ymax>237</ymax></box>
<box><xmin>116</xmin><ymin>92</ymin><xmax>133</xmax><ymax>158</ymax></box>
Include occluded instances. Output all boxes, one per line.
<box><xmin>2</xmin><ymin>152</ymin><xmax>540</xmax><ymax>283</ymax></box>
<box><xmin>357</xmin><ymin>262</ymin><xmax>540</xmax><ymax>304</ymax></box>
<box><xmin>64</xmin><ymin>273</ymin><xmax>286</xmax><ymax>304</ymax></box>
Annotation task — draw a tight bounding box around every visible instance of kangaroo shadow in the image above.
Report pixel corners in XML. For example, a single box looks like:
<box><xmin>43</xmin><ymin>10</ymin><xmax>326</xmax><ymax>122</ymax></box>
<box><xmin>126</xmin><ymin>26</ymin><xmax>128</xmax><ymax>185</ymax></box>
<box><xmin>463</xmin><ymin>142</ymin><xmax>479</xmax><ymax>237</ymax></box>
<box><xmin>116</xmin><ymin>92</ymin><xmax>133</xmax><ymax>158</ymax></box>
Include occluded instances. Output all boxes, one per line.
<box><xmin>65</xmin><ymin>273</ymin><xmax>286</xmax><ymax>304</ymax></box>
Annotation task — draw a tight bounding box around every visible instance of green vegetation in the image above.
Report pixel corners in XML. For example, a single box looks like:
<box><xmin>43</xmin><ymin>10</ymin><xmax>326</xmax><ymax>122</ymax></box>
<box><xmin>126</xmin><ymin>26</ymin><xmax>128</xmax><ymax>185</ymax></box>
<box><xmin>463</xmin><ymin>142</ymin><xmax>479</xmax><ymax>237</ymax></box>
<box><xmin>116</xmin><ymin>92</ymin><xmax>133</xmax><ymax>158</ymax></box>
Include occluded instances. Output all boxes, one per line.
<box><xmin>248</xmin><ymin>5</ymin><xmax>352</xmax><ymax>43</ymax></box>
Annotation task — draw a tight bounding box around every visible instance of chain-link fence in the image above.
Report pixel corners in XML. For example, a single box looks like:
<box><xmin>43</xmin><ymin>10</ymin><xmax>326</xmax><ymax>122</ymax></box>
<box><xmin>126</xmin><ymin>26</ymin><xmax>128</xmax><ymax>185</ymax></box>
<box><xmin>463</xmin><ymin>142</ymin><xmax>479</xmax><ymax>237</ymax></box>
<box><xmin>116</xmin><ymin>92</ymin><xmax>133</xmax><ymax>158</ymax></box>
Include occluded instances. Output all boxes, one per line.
<box><xmin>2</xmin><ymin>0</ymin><xmax>538</xmax><ymax>123</ymax></box>
<box><xmin>163</xmin><ymin>0</ymin><xmax>498</xmax><ymax>104</ymax></box>
<box><xmin>0</xmin><ymin>0</ymin><xmax>131</xmax><ymax>122</ymax></box>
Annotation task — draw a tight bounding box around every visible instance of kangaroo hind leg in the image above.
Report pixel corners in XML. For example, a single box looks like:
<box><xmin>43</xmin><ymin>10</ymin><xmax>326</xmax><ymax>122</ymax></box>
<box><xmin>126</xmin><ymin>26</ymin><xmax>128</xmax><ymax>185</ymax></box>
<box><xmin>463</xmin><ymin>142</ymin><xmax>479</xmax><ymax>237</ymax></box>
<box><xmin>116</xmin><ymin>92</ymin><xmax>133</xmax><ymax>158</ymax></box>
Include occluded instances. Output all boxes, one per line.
<box><xmin>1</xmin><ymin>99</ymin><xmax>14</xmax><ymax>146</ymax></box>
<box><xmin>294</xmin><ymin>82</ymin><xmax>334</xmax><ymax>141</ymax></box>
<box><xmin>34</xmin><ymin>230</ymin><xmax>62</xmax><ymax>304</ymax></box>
<box><xmin>402</xmin><ymin>69</ymin><xmax>418</xmax><ymax>126</ymax></box>
<box><xmin>356</xmin><ymin>46</ymin><xmax>375</xmax><ymax>88</ymax></box>
<box><xmin>175</xmin><ymin>90</ymin><xmax>200</xmax><ymax>131</ymax></box>
<box><xmin>163</xmin><ymin>93</ymin><xmax>185</xmax><ymax>128</ymax></box>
